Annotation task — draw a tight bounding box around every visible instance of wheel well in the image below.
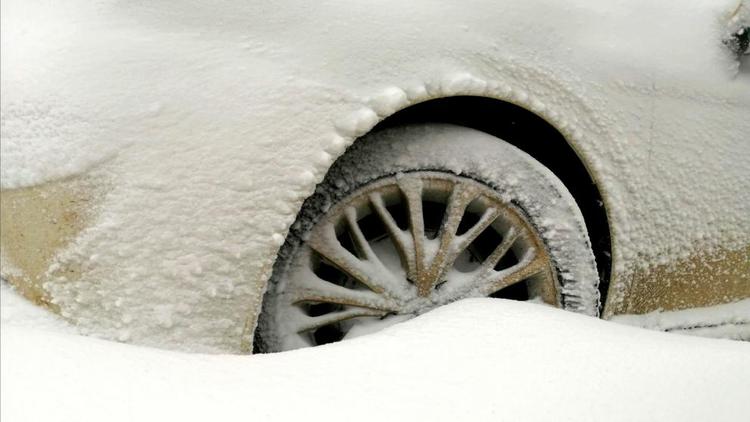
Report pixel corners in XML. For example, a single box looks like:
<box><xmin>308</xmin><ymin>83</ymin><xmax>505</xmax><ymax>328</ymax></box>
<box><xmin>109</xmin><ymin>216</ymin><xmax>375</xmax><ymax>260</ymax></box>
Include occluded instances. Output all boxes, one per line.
<box><xmin>370</xmin><ymin>96</ymin><xmax>612</xmax><ymax>305</ymax></box>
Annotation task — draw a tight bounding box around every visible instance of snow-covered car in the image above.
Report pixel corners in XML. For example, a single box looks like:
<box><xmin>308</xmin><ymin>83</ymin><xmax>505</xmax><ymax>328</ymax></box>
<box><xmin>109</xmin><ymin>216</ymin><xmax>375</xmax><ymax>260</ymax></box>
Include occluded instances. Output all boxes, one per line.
<box><xmin>2</xmin><ymin>286</ymin><xmax>750</xmax><ymax>422</ymax></box>
<box><xmin>1</xmin><ymin>0</ymin><xmax>748</xmax><ymax>353</ymax></box>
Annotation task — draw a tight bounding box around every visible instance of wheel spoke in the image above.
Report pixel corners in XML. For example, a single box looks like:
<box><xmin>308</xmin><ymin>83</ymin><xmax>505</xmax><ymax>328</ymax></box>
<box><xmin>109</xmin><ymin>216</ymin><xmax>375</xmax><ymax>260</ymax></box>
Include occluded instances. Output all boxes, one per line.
<box><xmin>476</xmin><ymin>253</ymin><xmax>548</xmax><ymax>296</ymax></box>
<box><xmin>307</xmin><ymin>223</ymin><xmax>396</xmax><ymax>295</ymax></box>
<box><xmin>423</xmin><ymin>185</ymin><xmax>498</xmax><ymax>292</ymax></box>
<box><xmin>295</xmin><ymin>308</ymin><xmax>387</xmax><ymax>333</ymax></box>
<box><xmin>344</xmin><ymin>207</ymin><xmax>378</xmax><ymax>262</ymax></box>
<box><xmin>287</xmin><ymin>270</ymin><xmax>399</xmax><ymax>312</ymax></box>
<box><xmin>398</xmin><ymin>177</ymin><xmax>429</xmax><ymax>295</ymax></box>
<box><xmin>431</xmin><ymin>205</ymin><xmax>501</xmax><ymax>283</ymax></box>
<box><xmin>424</xmin><ymin>183</ymin><xmax>477</xmax><ymax>283</ymax></box>
<box><xmin>369</xmin><ymin>191</ymin><xmax>416</xmax><ymax>280</ymax></box>
<box><xmin>440</xmin><ymin>182</ymin><xmax>478</xmax><ymax>241</ymax></box>
<box><xmin>455</xmin><ymin>206</ymin><xmax>501</xmax><ymax>250</ymax></box>
<box><xmin>479</xmin><ymin>226</ymin><xmax>520</xmax><ymax>273</ymax></box>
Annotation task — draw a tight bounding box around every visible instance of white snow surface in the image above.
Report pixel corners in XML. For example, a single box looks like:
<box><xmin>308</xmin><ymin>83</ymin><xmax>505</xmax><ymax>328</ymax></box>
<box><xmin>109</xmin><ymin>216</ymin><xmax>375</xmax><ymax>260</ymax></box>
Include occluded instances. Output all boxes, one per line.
<box><xmin>2</xmin><ymin>286</ymin><xmax>750</xmax><ymax>422</ymax></box>
<box><xmin>0</xmin><ymin>283</ymin><xmax>75</xmax><ymax>334</ymax></box>
<box><xmin>1</xmin><ymin>0</ymin><xmax>749</xmax><ymax>352</ymax></box>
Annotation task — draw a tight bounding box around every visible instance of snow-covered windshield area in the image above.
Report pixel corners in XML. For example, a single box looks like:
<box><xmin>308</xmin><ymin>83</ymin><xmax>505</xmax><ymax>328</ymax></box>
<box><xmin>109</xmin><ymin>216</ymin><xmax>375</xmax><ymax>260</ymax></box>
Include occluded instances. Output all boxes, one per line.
<box><xmin>2</xmin><ymin>284</ymin><xmax>749</xmax><ymax>422</ymax></box>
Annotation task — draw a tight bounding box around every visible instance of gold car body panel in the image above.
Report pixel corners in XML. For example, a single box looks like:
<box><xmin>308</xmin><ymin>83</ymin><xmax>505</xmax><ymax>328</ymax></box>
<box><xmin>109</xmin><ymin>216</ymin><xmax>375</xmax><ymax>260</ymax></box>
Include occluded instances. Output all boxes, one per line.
<box><xmin>604</xmin><ymin>246</ymin><xmax>750</xmax><ymax>318</ymax></box>
<box><xmin>0</xmin><ymin>177</ymin><xmax>101</xmax><ymax>308</ymax></box>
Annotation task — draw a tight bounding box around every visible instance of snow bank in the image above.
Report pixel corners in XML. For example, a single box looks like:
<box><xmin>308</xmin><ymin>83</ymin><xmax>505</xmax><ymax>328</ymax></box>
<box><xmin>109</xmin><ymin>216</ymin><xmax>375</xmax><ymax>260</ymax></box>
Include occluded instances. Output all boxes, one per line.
<box><xmin>2</xmin><ymin>287</ymin><xmax>749</xmax><ymax>422</ymax></box>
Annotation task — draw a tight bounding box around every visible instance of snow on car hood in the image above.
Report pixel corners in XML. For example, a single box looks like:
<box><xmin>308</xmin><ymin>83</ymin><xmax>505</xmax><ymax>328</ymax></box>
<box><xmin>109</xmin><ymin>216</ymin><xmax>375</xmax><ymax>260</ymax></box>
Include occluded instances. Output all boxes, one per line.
<box><xmin>2</xmin><ymin>286</ymin><xmax>750</xmax><ymax>422</ymax></box>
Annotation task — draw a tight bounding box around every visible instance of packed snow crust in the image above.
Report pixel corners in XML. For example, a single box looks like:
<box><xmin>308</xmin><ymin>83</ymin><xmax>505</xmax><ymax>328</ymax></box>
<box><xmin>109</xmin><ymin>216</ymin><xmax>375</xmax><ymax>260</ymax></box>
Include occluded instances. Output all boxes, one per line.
<box><xmin>2</xmin><ymin>285</ymin><xmax>750</xmax><ymax>422</ymax></box>
<box><xmin>1</xmin><ymin>0</ymin><xmax>748</xmax><ymax>352</ymax></box>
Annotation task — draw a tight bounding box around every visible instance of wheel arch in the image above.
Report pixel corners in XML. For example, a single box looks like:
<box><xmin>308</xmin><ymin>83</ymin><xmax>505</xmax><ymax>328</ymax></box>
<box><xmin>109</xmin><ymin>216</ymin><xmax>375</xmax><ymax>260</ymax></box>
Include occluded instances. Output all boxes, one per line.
<box><xmin>333</xmin><ymin>94</ymin><xmax>614</xmax><ymax>307</ymax></box>
<box><xmin>247</xmin><ymin>77</ymin><xmax>620</xmax><ymax>351</ymax></box>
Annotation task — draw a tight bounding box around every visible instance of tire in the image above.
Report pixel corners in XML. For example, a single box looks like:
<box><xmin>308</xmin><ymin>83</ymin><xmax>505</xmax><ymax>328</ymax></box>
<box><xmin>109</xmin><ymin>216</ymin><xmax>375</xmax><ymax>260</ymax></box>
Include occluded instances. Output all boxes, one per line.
<box><xmin>257</xmin><ymin>124</ymin><xmax>600</xmax><ymax>352</ymax></box>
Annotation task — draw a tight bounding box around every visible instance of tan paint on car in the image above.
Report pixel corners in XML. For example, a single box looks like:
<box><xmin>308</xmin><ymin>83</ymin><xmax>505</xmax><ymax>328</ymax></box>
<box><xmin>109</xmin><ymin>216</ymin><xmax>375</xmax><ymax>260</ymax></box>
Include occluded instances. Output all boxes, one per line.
<box><xmin>0</xmin><ymin>177</ymin><xmax>102</xmax><ymax>307</ymax></box>
<box><xmin>604</xmin><ymin>246</ymin><xmax>750</xmax><ymax>318</ymax></box>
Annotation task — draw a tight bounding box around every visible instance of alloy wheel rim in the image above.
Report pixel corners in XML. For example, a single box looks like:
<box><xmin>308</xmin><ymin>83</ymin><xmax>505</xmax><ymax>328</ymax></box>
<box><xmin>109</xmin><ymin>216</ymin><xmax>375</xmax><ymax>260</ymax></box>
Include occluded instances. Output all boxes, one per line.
<box><xmin>272</xmin><ymin>171</ymin><xmax>559</xmax><ymax>350</ymax></box>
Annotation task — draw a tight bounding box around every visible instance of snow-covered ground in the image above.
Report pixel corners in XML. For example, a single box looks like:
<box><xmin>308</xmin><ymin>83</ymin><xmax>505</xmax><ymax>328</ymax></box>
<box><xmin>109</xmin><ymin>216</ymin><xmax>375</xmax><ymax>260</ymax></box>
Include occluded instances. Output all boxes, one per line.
<box><xmin>2</xmin><ymin>284</ymin><xmax>749</xmax><ymax>422</ymax></box>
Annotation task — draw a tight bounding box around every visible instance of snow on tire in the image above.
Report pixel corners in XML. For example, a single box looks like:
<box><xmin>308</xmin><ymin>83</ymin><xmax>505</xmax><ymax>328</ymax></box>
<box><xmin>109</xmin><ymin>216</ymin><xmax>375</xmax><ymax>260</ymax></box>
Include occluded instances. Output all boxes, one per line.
<box><xmin>257</xmin><ymin>124</ymin><xmax>600</xmax><ymax>352</ymax></box>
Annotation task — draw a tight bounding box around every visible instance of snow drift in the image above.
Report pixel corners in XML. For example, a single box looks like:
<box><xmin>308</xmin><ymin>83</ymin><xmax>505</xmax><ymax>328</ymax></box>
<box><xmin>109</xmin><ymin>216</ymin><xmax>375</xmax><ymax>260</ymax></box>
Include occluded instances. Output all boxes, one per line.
<box><xmin>2</xmin><ymin>285</ymin><xmax>749</xmax><ymax>422</ymax></box>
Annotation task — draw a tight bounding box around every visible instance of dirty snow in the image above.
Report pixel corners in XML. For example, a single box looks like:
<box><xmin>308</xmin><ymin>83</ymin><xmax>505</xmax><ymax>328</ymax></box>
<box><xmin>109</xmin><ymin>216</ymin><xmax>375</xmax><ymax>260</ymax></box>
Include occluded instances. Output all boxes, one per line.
<box><xmin>2</xmin><ymin>285</ymin><xmax>750</xmax><ymax>422</ymax></box>
<box><xmin>1</xmin><ymin>0</ymin><xmax>748</xmax><ymax>352</ymax></box>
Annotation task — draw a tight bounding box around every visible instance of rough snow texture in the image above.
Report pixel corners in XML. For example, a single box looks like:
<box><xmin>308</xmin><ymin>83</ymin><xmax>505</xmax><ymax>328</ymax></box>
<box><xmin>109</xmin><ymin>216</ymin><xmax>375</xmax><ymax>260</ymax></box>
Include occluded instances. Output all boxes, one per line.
<box><xmin>2</xmin><ymin>290</ymin><xmax>750</xmax><ymax>422</ymax></box>
<box><xmin>1</xmin><ymin>0</ymin><xmax>749</xmax><ymax>352</ymax></box>
<box><xmin>613</xmin><ymin>298</ymin><xmax>750</xmax><ymax>340</ymax></box>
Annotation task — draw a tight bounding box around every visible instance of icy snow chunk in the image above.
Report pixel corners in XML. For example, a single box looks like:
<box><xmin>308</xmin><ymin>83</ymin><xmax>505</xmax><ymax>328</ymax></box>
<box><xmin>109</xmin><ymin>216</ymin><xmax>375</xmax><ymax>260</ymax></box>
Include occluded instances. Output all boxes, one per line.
<box><xmin>440</xmin><ymin>73</ymin><xmax>487</xmax><ymax>95</ymax></box>
<box><xmin>315</xmin><ymin>150</ymin><xmax>334</xmax><ymax>168</ymax></box>
<box><xmin>325</xmin><ymin>134</ymin><xmax>348</xmax><ymax>155</ymax></box>
<box><xmin>271</xmin><ymin>233</ymin><xmax>285</xmax><ymax>246</ymax></box>
<box><xmin>334</xmin><ymin>108</ymin><xmax>379</xmax><ymax>137</ymax></box>
<box><xmin>367</xmin><ymin>86</ymin><xmax>408</xmax><ymax>116</ymax></box>
<box><xmin>404</xmin><ymin>84</ymin><xmax>428</xmax><ymax>101</ymax></box>
<box><xmin>296</xmin><ymin>170</ymin><xmax>315</xmax><ymax>185</ymax></box>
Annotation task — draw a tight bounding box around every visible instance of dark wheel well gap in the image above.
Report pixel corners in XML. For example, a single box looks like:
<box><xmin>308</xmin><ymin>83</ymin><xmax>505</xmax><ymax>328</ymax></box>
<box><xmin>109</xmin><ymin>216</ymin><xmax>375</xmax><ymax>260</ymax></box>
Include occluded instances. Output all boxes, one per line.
<box><xmin>371</xmin><ymin>96</ymin><xmax>612</xmax><ymax>306</ymax></box>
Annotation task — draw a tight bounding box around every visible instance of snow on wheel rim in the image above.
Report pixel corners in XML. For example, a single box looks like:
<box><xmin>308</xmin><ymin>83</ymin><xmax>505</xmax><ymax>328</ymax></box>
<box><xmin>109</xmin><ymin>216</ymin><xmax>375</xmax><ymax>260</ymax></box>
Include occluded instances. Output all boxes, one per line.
<box><xmin>271</xmin><ymin>171</ymin><xmax>559</xmax><ymax>351</ymax></box>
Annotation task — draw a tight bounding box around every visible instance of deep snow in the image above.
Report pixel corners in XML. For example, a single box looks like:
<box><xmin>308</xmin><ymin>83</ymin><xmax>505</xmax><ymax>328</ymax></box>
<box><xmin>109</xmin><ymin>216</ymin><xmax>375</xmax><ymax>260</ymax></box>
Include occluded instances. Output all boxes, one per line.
<box><xmin>2</xmin><ymin>284</ymin><xmax>750</xmax><ymax>422</ymax></box>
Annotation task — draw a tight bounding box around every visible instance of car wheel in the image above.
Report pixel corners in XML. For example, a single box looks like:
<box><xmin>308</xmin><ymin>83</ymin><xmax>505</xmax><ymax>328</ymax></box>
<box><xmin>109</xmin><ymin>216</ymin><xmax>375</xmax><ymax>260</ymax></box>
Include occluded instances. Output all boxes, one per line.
<box><xmin>257</xmin><ymin>124</ymin><xmax>600</xmax><ymax>352</ymax></box>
